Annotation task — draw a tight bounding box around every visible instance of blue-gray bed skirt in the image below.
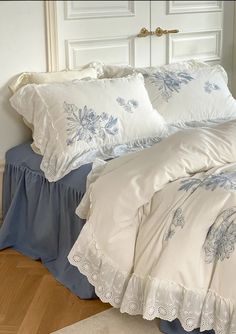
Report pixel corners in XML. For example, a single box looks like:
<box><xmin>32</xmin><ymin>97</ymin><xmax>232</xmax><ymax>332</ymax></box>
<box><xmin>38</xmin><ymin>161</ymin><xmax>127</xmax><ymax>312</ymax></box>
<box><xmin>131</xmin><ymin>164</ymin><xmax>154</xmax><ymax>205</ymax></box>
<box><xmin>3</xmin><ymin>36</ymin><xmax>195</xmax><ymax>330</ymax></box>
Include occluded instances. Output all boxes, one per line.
<box><xmin>1</xmin><ymin>142</ymin><xmax>95</xmax><ymax>299</ymax></box>
<box><xmin>0</xmin><ymin>142</ymin><xmax>214</xmax><ymax>334</ymax></box>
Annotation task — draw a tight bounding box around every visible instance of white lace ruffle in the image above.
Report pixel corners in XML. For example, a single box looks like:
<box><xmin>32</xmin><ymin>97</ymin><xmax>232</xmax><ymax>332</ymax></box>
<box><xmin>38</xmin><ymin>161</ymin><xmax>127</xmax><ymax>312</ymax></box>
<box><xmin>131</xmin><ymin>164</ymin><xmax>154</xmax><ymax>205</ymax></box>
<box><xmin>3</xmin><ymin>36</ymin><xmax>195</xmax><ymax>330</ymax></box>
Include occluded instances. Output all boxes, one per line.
<box><xmin>68</xmin><ymin>237</ymin><xmax>236</xmax><ymax>334</ymax></box>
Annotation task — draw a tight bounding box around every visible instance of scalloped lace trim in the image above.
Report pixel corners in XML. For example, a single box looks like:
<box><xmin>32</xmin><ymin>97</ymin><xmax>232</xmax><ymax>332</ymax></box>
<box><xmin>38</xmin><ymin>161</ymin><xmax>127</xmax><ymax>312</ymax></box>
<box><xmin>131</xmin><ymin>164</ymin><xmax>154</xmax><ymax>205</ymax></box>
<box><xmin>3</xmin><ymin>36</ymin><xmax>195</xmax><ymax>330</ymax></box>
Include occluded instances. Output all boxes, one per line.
<box><xmin>68</xmin><ymin>238</ymin><xmax>236</xmax><ymax>334</ymax></box>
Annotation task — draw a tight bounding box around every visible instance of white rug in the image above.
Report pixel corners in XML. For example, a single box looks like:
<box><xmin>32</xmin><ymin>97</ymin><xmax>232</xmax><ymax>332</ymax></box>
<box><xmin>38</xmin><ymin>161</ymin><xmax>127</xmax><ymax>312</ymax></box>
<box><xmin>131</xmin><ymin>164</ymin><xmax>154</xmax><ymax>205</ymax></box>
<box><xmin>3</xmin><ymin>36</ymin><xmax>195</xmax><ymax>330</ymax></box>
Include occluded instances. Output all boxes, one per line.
<box><xmin>52</xmin><ymin>308</ymin><xmax>163</xmax><ymax>334</ymax></box>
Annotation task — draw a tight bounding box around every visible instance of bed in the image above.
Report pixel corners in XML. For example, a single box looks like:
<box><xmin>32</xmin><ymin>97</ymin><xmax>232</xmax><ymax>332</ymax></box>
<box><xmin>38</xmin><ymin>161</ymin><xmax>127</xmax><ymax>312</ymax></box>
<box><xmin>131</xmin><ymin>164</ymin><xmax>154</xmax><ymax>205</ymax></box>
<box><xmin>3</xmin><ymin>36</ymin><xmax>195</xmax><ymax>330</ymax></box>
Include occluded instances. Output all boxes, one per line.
<box><xmin>2</xmin><ymin>60</ymin><xmax>236</xmax><ymax>334</ymax></box>
<box><xmin>1</xmin><ymin>139</ymin><xmax>216</xmax><ymax>334</ymax></box>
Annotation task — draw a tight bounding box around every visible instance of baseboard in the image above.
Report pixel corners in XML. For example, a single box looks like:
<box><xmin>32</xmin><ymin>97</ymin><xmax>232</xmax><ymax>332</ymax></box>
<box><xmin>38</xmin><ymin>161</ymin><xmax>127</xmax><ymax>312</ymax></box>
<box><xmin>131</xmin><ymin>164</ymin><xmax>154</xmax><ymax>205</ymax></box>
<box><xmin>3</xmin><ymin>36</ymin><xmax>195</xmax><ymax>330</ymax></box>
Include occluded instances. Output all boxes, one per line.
<box><xmin>0</xmin><ymin>159</ymin><xmax>5</xmax><ymax>223</ymax></box>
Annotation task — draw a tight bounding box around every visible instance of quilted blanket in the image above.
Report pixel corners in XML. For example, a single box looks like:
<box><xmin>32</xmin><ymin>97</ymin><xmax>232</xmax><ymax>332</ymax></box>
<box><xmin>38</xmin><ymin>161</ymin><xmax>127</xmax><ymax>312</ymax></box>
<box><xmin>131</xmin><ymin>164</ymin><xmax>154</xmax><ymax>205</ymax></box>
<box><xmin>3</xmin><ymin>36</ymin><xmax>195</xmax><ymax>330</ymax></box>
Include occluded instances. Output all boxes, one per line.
<box><xmin>69</xmin><ymin>120</ymin><xmax>236</xmax><ymax>334</ymax></box>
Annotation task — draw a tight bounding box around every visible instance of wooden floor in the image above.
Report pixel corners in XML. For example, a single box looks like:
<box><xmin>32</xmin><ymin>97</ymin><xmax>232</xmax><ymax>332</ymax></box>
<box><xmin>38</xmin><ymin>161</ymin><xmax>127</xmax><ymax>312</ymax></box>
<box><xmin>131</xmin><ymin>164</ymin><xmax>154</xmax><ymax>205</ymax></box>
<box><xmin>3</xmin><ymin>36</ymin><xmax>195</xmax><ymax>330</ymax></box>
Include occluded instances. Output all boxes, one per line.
<box><xmin>0</xmin><ymin>249</ymin><xmax>110</xmax><ymax>334</ymax></box>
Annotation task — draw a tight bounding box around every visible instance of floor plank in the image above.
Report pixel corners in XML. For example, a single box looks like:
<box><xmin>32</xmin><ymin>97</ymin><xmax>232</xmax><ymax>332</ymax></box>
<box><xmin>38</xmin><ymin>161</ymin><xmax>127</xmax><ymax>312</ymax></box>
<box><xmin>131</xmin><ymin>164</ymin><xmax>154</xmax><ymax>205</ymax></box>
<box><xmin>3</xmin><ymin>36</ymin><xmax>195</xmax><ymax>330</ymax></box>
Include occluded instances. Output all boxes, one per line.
<box><xmin>0</xmin><ymin>249</ymin><xmax>110</xmax><ymax>334</ymax></box>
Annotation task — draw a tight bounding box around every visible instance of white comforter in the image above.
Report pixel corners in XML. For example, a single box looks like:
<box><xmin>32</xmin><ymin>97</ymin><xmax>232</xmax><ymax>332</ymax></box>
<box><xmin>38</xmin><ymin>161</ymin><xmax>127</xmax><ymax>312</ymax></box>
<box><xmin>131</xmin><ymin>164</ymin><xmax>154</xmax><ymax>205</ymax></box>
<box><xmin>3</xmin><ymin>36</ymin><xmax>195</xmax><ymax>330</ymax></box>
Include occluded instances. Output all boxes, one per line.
<box><xmin>69</xmin><ymin>120</ymin><xmax>236</xmax><ymax>334</ymax></box>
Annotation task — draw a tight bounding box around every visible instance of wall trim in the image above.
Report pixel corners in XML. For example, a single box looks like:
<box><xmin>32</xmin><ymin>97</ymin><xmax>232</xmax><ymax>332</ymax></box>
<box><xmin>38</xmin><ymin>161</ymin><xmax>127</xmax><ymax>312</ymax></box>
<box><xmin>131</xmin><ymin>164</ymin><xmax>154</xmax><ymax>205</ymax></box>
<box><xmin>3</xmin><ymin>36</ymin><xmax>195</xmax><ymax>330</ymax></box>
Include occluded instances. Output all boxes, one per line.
<box><xmin>0</xmin><ymin>159</ymin><xmax>5</xmax><ymax>223</ymax></box>
<box><xmin>45</xmin><ymin>0</ymin><xmax>59</xmax><ymax>71</ymax></box>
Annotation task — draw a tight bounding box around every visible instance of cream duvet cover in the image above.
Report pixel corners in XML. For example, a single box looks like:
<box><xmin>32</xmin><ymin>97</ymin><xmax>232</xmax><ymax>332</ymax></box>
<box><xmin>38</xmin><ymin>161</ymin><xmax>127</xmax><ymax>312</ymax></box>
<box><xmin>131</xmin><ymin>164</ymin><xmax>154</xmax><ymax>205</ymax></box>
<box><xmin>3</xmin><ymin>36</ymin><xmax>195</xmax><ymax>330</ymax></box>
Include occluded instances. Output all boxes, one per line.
<box><xmin>69</xmin><ymin>120</ymin><xmax>236</xmax><ymax>334</ymax></box>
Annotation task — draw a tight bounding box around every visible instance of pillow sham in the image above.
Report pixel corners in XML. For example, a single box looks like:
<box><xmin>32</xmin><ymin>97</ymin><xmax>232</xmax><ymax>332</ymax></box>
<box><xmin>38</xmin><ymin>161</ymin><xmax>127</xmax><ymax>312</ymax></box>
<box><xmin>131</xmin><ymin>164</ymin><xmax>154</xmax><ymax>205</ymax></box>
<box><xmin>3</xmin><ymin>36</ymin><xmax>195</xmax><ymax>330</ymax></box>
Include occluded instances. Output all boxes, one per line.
<box><xmin>100</xmin><ymin>60</ymin><xmax>208</xmax><ymax>80</ymax></box>
<box><xmin>10</xmin><ymin>73</ymin><xmax>166</xmax><ymax>182</ymax></box>
<box><xmin>99</xmin><ymin>64</ymin><xmax>135</xmax><ymax>79</ymax></box>
<box><xmin>9</xmin><ymin>62</ymin><xmax>103</xmax><ymax>93</ymax></box>
<box><xmin>138</xmin><ymin>61</ymin><xmax>236</xmax><ymax>123</ymax></box>
<box><xmin>10</xmin><ymin>62</ymin><xmax>103</xmax><ymax>154</ymax></box>
<box><xmin>9</xmin><ymin>68</ymin><xmax>97</xmax><ymax>93</ymax></box>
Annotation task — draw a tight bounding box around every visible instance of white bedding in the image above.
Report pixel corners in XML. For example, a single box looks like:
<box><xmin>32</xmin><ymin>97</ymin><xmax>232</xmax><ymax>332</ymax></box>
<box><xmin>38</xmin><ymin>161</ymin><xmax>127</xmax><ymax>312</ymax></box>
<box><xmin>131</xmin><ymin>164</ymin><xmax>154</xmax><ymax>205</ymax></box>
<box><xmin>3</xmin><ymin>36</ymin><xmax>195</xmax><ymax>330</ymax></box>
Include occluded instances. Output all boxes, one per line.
<box><xmin>69</xmin><ymin>119</ymin><xmax>236</xmax><ymax>334</ymax></box>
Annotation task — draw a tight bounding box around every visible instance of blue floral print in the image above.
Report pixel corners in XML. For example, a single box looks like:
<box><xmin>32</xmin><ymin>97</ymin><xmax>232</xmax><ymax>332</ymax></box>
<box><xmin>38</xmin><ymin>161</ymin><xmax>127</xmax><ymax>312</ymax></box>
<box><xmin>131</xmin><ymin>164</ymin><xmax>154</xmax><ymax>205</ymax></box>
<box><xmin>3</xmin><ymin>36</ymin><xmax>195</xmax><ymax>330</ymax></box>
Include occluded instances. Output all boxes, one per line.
<box><xmin>204</xmin><ymin>208</ymin><xmax>236</xmax><ymax>263</ymax></box>
<box><xmin>178</xmin><ymin>178</ymin><xmax>201</xmax><ymax>192</ymax></box>
<box><xmin>179</xmin><ymin>172</ymin><xmax>236</xmax><ymax>192</ymax></box>
<box><xmin>64</xmin><ymin>102</ymin><xmax>119</xmax><ymax>145</ymax></box>
<box><xmin>144</xmin><ymin>70</ymin><xmax>194</xmax><ymax>101</ymax></box>
<box><xmin>177</xmin><ymin>174</ymin><xmax>236</xmax><ymax>262</ymax></box>
<box><xmin>204</xmin><ymin>81</ymin><xmax>220</xmax><ymax>94</ymax></box>
<box><xmin>165</xmin><ymin>208</ymin><xmax>185</xmax><ymax>240</ymax></box>
<box><xmin>116</xmin><ymin>97</ymin><xmax>139</xmax><ymax>113</ymax></box>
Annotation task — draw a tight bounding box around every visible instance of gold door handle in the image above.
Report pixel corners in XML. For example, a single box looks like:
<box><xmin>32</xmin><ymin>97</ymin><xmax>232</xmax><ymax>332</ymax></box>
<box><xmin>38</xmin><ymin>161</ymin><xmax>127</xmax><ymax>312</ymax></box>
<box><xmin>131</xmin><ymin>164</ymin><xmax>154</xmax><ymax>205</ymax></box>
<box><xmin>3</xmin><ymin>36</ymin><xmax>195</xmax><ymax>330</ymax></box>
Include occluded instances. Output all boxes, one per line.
<box><xmin>155</xmin><ymin>27</ymin><xmax>179</xmax><ymax>37</ymax></box>
<box><xmin>137</xmin><ymin>27</ymin><xmax>154</xmax><ymax>37</ymax></box>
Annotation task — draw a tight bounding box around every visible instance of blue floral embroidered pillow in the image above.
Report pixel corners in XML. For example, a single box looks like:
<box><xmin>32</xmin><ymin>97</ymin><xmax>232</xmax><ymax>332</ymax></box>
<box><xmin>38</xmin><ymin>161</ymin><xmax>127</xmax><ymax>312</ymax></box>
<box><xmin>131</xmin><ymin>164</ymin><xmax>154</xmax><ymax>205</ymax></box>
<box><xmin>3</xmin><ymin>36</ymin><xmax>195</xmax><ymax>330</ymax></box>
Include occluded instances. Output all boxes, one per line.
<box><xmin>10</xmin><ymin>73</ymin><xmax>166</xmax><ymax>182</ymax></box>
<box><xmin>138</xmin><ymin>61</ymin><xmax>236</xmax><ymax>123</ymax></box>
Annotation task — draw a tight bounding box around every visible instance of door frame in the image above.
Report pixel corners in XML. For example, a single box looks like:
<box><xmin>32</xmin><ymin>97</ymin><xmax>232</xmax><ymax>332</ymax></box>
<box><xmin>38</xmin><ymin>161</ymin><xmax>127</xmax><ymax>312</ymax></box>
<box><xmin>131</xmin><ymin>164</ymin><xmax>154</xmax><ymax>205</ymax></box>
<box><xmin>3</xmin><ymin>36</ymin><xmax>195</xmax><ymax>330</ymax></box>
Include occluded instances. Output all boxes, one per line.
<box><xmin>45</xmin><ymin>0</ymin><xmax>59</xmax><ymax>71</ymax></box>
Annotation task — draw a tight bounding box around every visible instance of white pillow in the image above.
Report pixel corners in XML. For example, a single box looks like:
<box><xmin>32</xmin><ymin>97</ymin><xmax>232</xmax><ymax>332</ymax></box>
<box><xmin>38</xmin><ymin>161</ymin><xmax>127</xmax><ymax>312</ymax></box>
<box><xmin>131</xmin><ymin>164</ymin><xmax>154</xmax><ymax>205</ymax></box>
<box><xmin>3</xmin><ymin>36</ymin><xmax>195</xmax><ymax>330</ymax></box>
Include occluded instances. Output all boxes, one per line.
<box><xmin>9</xmin><ymin>62</ymin><xmax>103</xmax><ymax>93</ymax></box>
<box><xmin>9</xmin><ymin>62</ymin><xmax>103</xmax><ymax>154</ymax></box>
<box><xmin>100</xmin><ymin>64</ymin><xmax>135</xmax><ymax>79</ymax></box>
<box><xmin>138</xmin><ymin>61</ymin><xmax>236</xmax><ymax>123</ymax></box>
<box><xmin>100</xmin><ymin>60</ymin><xmax>208</xmax><ymax>80</ymax></box>
<box><xmin>10</xmin><ymin>74</ymin><xmax>166</xmax><ymax>182</ymax></box>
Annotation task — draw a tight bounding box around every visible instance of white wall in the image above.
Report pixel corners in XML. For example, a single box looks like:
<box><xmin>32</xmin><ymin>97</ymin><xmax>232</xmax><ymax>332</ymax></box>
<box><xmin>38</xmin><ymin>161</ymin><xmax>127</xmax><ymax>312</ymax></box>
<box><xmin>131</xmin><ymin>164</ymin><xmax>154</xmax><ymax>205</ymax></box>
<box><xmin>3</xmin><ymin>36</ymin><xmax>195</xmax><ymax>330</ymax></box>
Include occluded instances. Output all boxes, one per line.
<box><xmin>0</xmin><ymin>1</ymin><xmax>46</xmax><ymax>158</ymax></box>
<box><xmin>233</xmin><ymin>2</ymin><xmax>236</xmax><ymax>98</ymax></box>
<box><xmin>0</xmin><ymin>1</ymin><xmax>46</xmax><ymax>219</ymax></box>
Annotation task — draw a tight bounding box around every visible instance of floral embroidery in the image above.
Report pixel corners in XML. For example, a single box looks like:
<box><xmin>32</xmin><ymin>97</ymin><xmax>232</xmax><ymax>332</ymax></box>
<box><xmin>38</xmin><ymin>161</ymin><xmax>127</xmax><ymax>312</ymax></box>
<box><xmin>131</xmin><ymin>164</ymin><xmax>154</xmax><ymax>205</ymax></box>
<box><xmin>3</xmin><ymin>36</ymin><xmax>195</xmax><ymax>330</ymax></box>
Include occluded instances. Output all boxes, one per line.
<box><xmin>165</xmin><ymin>208</ymin><xmax>185</xmax><ymax>240</ymax></box>
<box><xmin>204</xmin><ymin>81</ymin><xmax>220</xmax><ymax>94</ymax></box>
<box><xmin>204</xmin><ymin>208</ymin><xmax>236</xmax><ymax>263</ymax></box>
<box><xmin>179</xmin><ymin>172</ymin><xmax>236</xmax><ymax>192</ymax></box>
<box><xmin>116</xmin><ymin>97</ymin><xmax>138</xmax><ymax>113</ymax></box>
<box><xmin>144</xmin><ymin>70</ymin><xmax>194</xmax><ymax>101</ymax></box>
<box><xmin>178</xmin><ymin>178</ymin><xmax>202</xmax><ymax>192</ymax></box>
<box><xmin>64</xmin><ymin>102</ymin><xmax>119</xmax><ymax>145</ymax></box>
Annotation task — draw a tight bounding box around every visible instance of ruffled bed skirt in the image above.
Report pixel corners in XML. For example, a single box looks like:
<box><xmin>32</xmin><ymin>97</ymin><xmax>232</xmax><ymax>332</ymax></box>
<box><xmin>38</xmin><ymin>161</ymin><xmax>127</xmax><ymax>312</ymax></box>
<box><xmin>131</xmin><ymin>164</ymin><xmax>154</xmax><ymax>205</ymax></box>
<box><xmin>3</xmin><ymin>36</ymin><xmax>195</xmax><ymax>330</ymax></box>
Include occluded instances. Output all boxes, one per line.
<box><xmin>1</xmin><ymin>158</ymin><xmax>95</xmax><ymax>298</ymax></box>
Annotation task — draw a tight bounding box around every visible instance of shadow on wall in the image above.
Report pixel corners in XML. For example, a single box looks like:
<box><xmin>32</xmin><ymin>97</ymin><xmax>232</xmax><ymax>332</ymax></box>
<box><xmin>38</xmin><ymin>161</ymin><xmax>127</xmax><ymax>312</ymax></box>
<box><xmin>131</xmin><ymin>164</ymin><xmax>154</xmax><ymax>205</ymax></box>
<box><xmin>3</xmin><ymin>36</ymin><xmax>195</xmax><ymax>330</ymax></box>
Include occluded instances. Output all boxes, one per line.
<box><xmin>0</xmin><ymin>75</ymin><xmax>31</xmax><ymax>159</ymax></box>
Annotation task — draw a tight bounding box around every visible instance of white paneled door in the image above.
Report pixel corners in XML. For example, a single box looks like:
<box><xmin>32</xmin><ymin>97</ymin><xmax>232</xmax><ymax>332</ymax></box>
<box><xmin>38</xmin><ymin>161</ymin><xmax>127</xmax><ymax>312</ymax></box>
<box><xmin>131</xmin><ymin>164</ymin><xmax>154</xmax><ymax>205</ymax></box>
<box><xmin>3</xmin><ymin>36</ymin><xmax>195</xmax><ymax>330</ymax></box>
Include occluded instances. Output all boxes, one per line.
<box><xmin>47</xmin><ymin>1</ymin><xmax>235</xmax><ymax>83</ymax></box>
<box><xmin>54</xmin><ymin>1</ymin><xmax>151</xmax><ymax>69</ymax></box>
<box><xmin>149</xmin><ymin>1</ymin><xmax>234</xmax><ymax>83</ymax></box>
<box><xmin>150</xmin><ymin>1</ymin><xmax>223</xmax><ymax>66</ymax></box>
